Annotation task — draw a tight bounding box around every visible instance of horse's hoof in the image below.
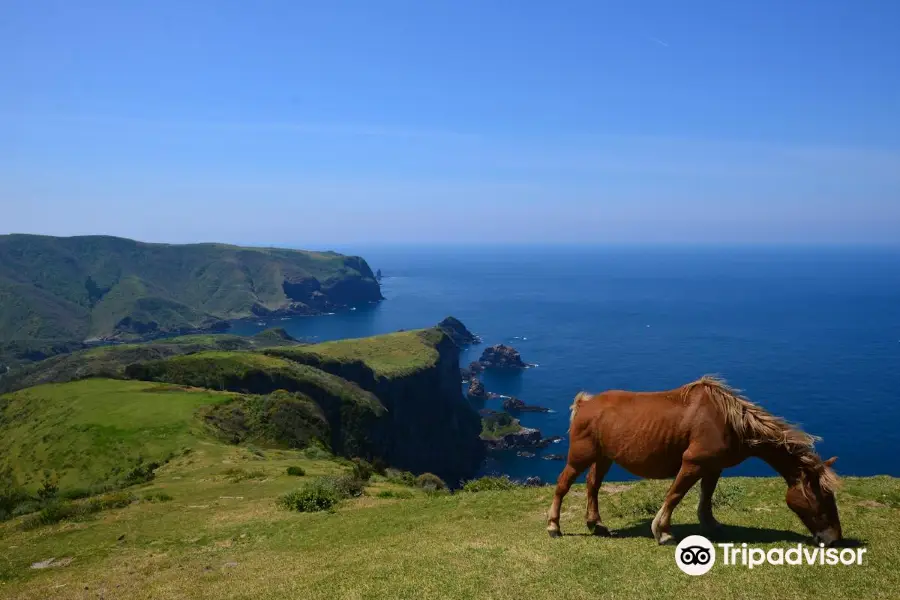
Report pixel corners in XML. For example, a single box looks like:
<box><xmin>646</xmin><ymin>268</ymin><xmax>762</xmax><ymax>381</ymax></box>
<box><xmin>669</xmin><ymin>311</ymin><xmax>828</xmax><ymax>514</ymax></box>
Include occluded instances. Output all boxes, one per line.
<box><xmin>591</xmin><ymin>524</ymin><xmax>611</xmax><ymax>537</ymax></box>
<box><xmin>701</xmin><ymin>521</ymin><xmax>723</xmax><ymax>535</ymax></box>
<box><xmin>547</xmin><ymin>529</ymin><xmax>562</xmax><ymax>538</ymax></box>
<box><xmin>657</xmin><ymin>533</ymin><xmax>675</xmax><ymax>545</ymax></box>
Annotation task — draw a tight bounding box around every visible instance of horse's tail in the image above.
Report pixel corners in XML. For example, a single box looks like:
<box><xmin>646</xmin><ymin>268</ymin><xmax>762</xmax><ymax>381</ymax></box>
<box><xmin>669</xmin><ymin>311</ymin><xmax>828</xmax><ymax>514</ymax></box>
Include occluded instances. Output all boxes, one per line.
<box><xmin>569</xmin><ymin>391</ymin><xmax>593</xmax><ymax>431</ymax></box>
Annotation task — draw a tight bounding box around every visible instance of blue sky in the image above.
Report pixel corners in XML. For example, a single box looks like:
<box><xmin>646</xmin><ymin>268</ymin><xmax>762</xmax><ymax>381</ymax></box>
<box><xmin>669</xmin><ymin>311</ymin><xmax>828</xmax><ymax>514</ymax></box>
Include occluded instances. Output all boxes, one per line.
<box><xmin>2</xmin><ymin>0</ymin><xmax>898</xmax><ymax>245</ymax></box>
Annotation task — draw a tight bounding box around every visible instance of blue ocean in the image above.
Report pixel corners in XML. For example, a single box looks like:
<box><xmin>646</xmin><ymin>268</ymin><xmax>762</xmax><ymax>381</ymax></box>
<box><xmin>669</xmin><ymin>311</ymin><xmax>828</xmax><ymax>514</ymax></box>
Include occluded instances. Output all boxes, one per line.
<box><xmin>231</xmin><ymin>246</ymin><xmax>900</xmax><ymax>483</ymax></box>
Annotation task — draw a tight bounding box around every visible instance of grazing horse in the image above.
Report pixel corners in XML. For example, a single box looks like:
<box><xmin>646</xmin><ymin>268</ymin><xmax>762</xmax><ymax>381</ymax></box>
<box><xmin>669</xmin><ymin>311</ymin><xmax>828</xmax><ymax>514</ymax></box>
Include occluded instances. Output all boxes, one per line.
<box><xmin>547</xmin><ymin>376</ymin><xmax>842</xmax><ymax>546</ymax></box>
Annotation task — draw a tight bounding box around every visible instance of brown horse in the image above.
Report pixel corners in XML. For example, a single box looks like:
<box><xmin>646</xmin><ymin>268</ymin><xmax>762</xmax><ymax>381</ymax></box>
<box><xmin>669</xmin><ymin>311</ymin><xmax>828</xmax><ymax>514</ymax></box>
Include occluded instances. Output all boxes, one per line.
<box><xmin>547</xmin><ymin>376</ymin><xmax>842</xmax><ymax>545</ymax></box>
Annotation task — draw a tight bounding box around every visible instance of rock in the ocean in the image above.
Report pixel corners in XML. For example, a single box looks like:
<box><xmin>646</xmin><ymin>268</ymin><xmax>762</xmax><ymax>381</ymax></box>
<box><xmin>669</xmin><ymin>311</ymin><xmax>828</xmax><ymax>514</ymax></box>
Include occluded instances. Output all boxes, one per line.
<box><xmin>482</xmin><ymin>426</ymin><xmax>544</xmax><ymax>450</ymax></box>
<box><xmin>516</xmin><ymin>450</ymin><xmax>536</xmax><ymax>458</ymax></box>
<box><xmin>535</xmin><ymin>435</ymin><xmax>564</xmax><ymax>448</ymax></box>
<box><xmin>543</xmin><ymin>453</ymin><xmax>566</xmax><ymax>461</ymax></box>
<box><xmin>438</xmin><ymin>316</ymin><xmax>481</xmax><ymax>347</ymax></box>
<box><xmin>468</xmin><ymin>360</ymin><xmax>485</xmax><ymax>374</ymax></box>
<box><xmin>460</xmin><ymin>367</ymin><xmax>474</xmax><ymax>380</ymax></box>
<box><xmin>501</xmin><ymin>396</ymin><xmax>550</xmax><ymax>413</ymax></box>
<box><xmin>524</xmin><ymin>476</ymin><xmax>544</xmax><ymax>487</ymax></box>
<box><xmin>475</xmin><ymin>344</ymin><xmax>528</xmax><ymax>370</ymax></box>
<box><xmin>467</xmin><ymin>377</ymin><xmax>487</xmax><ymax>400</ymax></box>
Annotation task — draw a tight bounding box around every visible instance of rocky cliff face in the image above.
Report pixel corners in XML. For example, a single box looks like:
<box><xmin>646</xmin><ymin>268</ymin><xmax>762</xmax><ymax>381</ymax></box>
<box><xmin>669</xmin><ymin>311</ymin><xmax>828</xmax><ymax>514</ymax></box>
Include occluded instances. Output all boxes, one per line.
<box><xmin>266</xmin><ymin>331</ymin><xmax>484</xmax><ymax>485</ymax></box>
<box><xmin>370</xmin><ymin>332</ymin><xmax>484</xmax><ymax>484</ymax></box>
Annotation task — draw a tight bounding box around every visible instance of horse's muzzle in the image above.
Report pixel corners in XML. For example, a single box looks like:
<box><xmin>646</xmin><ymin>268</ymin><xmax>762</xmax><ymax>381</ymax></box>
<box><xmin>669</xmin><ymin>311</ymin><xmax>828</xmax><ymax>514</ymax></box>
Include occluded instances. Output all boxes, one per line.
<box><xmin>813</xmin><ymin>528</ymin><xmax>842</xmax><ymax>547</ymax></box>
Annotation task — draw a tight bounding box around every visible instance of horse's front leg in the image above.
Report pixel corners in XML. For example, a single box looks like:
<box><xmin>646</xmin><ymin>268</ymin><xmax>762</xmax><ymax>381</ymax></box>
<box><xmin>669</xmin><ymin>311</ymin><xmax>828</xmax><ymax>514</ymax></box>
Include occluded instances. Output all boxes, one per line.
<box><xmin>585</xmin><ymin>457</ymin><xmax>613</xmax><ymax>536</ymax></box>
<box><xmin>698</xmin><ymin>471</ymin><xmax>723</xmax><ymax>533</ymax></box>
<box><xmin>650</xmin><ymin>461</ymin><xmax>703</xmax><ymax>544</ymax></box>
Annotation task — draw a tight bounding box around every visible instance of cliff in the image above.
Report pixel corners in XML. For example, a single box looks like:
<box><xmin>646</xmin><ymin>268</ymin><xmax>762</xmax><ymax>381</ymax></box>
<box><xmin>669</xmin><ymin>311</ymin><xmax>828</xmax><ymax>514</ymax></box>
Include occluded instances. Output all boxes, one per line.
<box><xmin>266</xmin><ymin>328</ymin><xmax>485</xmax><ymax>484</ymax></box>
<box><xmin>125</xmin><ymin>327</ymin><xmax>484</xmax><ymax>484</ymax></box>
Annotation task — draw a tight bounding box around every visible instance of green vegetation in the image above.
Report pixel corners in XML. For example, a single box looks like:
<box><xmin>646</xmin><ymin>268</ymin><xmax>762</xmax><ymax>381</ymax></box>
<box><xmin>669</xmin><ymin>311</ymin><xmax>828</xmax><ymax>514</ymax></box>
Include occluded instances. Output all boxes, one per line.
<box><xmin>268</xmin><ymin>329</ymin><xmax>442</xmax><ymax>378</ymax></box>
<box><xmin>199</xmin><ymin>391</ymin><xmax>329</xmax><ymax>450</ymax></box>
<box><xmin>20</xmin><ymin>491</ymin><xmax>136</xmax><ymax>531</ymax></box>
<box><xmin>414</xmin><ymin>472</ymin><xmax>448</xmax><ymax>491</ymax></box>
<box><xmin>0</xmin><ymin>379</ymin><xmax>234</xmax><ymax>491</ymax></box>
<box><xmin>126</xmin><ymin>351</ymin><xmax>385</xmax><ymax>456</ymax></box>
<box><xmin>0</xmin><ymin>332</ymin><xmax>300</xmax><ymax>394</ymax></box>
<box><xmin>462</xmin><ymin>475</ymin><xmax>522</xmax><ymax>493</ymax></box>
<box><xmin>1</xmin><ymin>447</ymin><xmax>897</xmax><ymax>600</ymax></box>
<box><xmin>0</xmin><ymin>233</ymin><xmax>380</xmax><ymax>365</ymax></box>
<box><xmin>480</xmin><ymin>410</ymin><xmax>523</xmax><ymax>439</ymax></box>
<box><xmin>285</xmin><ymin>466</ymin><xmax>306</xmax><ymax>477</ymax></box>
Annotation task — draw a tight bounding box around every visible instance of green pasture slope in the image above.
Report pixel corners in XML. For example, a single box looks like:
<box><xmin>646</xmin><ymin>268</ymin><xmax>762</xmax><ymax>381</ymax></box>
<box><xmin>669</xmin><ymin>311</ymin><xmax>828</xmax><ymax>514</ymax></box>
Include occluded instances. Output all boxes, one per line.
<box><xmin>1</xmin><ymin>378</ymin><xmax>899</xmax><ymax>599</ymax></box>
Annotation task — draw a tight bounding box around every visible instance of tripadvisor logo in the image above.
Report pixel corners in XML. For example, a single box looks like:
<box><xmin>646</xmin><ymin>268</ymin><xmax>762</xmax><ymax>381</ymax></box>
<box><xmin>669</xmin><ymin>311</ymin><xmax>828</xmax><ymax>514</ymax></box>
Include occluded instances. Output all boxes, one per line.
<box><xmin>674</xmin><ymin>535</ymin><xmax>867</xmax><ymax>576</ymax></box>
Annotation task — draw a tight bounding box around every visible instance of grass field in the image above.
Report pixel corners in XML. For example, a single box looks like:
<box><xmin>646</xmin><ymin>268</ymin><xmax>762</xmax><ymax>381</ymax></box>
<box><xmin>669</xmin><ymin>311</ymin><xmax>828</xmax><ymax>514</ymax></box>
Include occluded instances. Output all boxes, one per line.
<box><xmin>1</xmin><ymin>435</ymin><xmax>898</xmax><ymax>600</ymax></box>
<box><xmin>0</xmin><ymin>379</ymin><xmax>236</xmax><ymax>490</ymax></box>
<box><xmin>269</xmin><ymin>329</ymin><xmax>442</xmax><ymax>377</ymax></box>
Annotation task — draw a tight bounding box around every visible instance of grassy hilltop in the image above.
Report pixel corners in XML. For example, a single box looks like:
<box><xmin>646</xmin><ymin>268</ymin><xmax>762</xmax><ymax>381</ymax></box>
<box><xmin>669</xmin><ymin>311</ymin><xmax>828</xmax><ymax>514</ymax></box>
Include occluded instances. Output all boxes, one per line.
<box><xmin>0</xmin><ymin>234</ymin><xmax>382</xmax><ymax>365</ymax></box>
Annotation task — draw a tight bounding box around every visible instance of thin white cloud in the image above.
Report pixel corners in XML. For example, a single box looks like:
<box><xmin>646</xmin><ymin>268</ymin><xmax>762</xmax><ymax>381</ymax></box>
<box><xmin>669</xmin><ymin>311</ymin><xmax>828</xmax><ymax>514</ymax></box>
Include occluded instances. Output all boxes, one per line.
<box><xmin>648</xmin><ymin>36</ymin><xmax>669</xmax><ymax>47</ymax></box>
<box><xmin>0</xmin><ymin>112</ymin><xmax>481</xmax><ymax>142</ymax></box>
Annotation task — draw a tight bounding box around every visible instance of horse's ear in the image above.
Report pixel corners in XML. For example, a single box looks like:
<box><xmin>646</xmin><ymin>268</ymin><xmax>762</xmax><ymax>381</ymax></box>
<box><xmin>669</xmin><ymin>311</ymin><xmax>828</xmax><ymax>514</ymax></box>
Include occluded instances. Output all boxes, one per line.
<box><xmin>823</xmin><ymin>456</ymin><xmax>838</xmax><ymax>467</ymax></box>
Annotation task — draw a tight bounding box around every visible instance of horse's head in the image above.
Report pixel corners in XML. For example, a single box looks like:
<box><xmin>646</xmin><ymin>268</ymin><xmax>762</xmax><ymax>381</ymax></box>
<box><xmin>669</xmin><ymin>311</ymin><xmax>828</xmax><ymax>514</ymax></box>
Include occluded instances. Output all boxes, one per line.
<box><xmin>785</xmin><ymin>456</ymin><xmax>842</xmax><ymax>546</ymax></box>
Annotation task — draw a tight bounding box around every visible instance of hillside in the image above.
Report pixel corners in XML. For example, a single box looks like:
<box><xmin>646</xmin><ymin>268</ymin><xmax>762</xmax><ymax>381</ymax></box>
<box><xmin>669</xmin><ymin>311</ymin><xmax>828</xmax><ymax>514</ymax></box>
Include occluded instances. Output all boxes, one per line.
<box><xmin>0</xmin><ymin>330</ymin><xmax>300</xmax><ymax>394</ymax></box>
<box><xmin>125</xmin><ymin>328</ymin><xmax>484</xmax><ymax>482</ymax></box>
<box><xmin>0</xmin><ymin>234</ymin><xmax>382</xmax><ymax>364</ymax></box>
<box><xmin>0</xmin><ymin>327</ymin><xmax>897</xmax><ymax>599</ymax></box>
<box><xmin>0</xmin><ymin>439</ymin><xmax>897</xmax><ymax>599</ymax></box>
<box><xmin>1</xmin><ymin>324</ymin><xmax>484</xmax><ymax>484</ymax></box>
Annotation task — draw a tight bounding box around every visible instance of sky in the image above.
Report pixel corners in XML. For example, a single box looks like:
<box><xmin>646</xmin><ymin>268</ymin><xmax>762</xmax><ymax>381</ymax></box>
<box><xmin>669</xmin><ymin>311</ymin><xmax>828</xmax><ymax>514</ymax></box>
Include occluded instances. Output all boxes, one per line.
<box><xmin>2</xmin><ymin>0</ymin><xmax>899</xmax><ymax>246</ymax></box>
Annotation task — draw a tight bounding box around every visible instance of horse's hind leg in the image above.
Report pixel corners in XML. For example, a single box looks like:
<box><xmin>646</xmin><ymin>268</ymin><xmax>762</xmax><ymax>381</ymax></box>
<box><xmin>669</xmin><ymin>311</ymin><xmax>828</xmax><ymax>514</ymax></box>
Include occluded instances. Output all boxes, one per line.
<box><xmin>585</xmin><ymin>457</ymin><xmax>613</xmax><ymax>536</ymax></box>
<box><xmin>650</xmin><ymin>461</ymin><xmax>703</xmax><ymax>545</ymax></box>
<box><xmin>698</xmin><ymin>471</ymin><xmax>723</xmax><ymax>533</ymax></box>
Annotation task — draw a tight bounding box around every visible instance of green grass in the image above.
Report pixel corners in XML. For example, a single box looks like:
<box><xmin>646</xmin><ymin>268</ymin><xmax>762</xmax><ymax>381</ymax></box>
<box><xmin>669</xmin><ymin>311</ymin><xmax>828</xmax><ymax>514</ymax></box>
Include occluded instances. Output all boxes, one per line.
<box><xmin>268</xmin><ymin>329</ymin><xmax>441</xmax><ymax>378</ymax></box>
<box><xmin>0</xmin><ymin>333</ymin><xmax>304</xmax><ymax>394</ymax></box>
<box><xmin>126</xmin><ymin>351</ymin><xmax>384</xmax><ymax>415</ymax></box>
<box><xmin>0</xmin><ymin>449</ymin><xmax>897</xmax><ymax>600</ymax></box>
<box><xmin>480</xmin><ymin>411</ymin><xmax>523</xmax><ymax>439</ymax></box>
<box><xmin>0</xmin><ymin>379</ymin><xmax>235</xmax><ymax>491</ymax></box>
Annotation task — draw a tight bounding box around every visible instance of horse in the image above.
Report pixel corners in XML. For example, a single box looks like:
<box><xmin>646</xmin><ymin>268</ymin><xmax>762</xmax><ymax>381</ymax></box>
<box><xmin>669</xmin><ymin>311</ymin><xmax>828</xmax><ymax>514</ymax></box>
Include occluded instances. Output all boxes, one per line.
<box><xmin>546</xmin><ymin>375</ymin><xmax>842</xmax><ymax>546</ymax></box>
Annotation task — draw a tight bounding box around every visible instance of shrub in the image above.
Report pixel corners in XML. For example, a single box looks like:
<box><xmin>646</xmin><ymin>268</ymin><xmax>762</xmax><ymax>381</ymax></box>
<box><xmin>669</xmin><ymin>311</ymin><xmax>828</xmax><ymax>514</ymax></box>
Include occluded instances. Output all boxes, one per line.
<box><xmin>277</xmin><ymin>474</ymin><xmax>366</xmax><ymax>513</ymax></box>
<box><xmin>712</xmin><ymin>479</ymin><xmax>743</xmax><ymax>509</ymax></box>
<box><xmin>328</xmin><ymin>474</ymin><xmax>365</xmax><ymax>499</ymax></box>
<box><xmin>351</xmin><ymin>458</ymin><xmax>373</xmax><ymax>482</ymax></box>
<box><xmin>371</xmin><ymin>457</ymin><xmax>388</xmax><ymax>476</ymax></box>
<box><xmin>385</xmin><ymin>469</ymin><xmax>417</xmax><ymax>487</ymax></box>
<box><xmin>123</xmin><ymin>461</ymin><xmax>160</xmax><ymax>486</ymax></box>
<box><xmin>415</xmin><ymin>473</ymin><xmax>447</xmax><ymax>492</ymax></box>
<box><xmin>302</xmin><ymin>444</ymin><xmax>332</xmax><ymax>460</ymax></box>
<box><xmin>286</xmin><ymin>466</ymin><xmax>306</xmax><ymax>477</ymax></box>
<box><xmin>60</xmin><ymin>487</ymin><xmax>93</xmax><ymax>501</ymax></box>
<box><xmin>376</xmin><ymin>489</ymin><xmax>414</xmax><ymax>499</ymax></box>
<box><xmin>37</xmin><ymin>470</ymin><xmax>59</xmax><ymax>501</ymax></box>
<box><xmin>0</xmin><ymin>466</ymin><xmax>32</xmax><ymax>521</ymax></box>
<box><xmin>97</xmin><ymin>491</ymin><xmax>136</xmax><ymax>509</ymax></box>
<box><xmin>222</xmin><ymin>468</ymin><xmax>267</xmax><ymax>483</ymax></box>
<box><xmin>462</xmin><ymin>476</ymin><xmax>520</xmax><ymax>493</ymax></box>
<box><xmin>11</xmin><ymin>500</ymin><xmax>41</xmax><ymax>518</ymax></box>
<box><xmin>21</xmin><ymin>501</ymin><xmax>78</xmax><ymax>530</ymax></box>
<box><xmin>19</xmin><ymin>491</ymin><xmax>136</xmax><ymax>531</ymax></box>
<box><xmin>277</xmin><ymin>479</ymin><xmax>342</xmax><ymax>513</ymax></box>
<box><xmin>142</xmin><ymin>492</ymin><xmax>173</xmax><ymax>503</ymax></box>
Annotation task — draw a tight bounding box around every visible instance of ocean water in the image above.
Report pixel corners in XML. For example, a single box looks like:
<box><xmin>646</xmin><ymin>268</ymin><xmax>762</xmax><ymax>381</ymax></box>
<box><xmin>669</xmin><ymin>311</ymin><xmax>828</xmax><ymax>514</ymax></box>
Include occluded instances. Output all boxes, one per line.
<box><xmin>230</xmin><ymin>246</ymin><xmax>900</xmax><ymax>483</ymax></box>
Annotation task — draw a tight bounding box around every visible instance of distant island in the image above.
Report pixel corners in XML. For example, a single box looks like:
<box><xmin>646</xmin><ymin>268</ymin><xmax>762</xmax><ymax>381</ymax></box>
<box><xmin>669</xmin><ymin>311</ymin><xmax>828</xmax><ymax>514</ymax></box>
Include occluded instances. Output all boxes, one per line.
<box><xmin>0</xmin><ymin>234</ymin><xmax>382</xmax><ymax>365</ymax></box>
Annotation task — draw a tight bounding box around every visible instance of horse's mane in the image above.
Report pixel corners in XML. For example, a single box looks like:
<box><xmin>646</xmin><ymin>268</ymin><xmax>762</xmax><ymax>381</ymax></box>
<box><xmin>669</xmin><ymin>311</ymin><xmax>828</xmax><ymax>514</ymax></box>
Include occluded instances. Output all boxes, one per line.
<box><xmin>682</xmin><ymin>375</ymin><xmax>840</xmax><ymax>493</ymax></box>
